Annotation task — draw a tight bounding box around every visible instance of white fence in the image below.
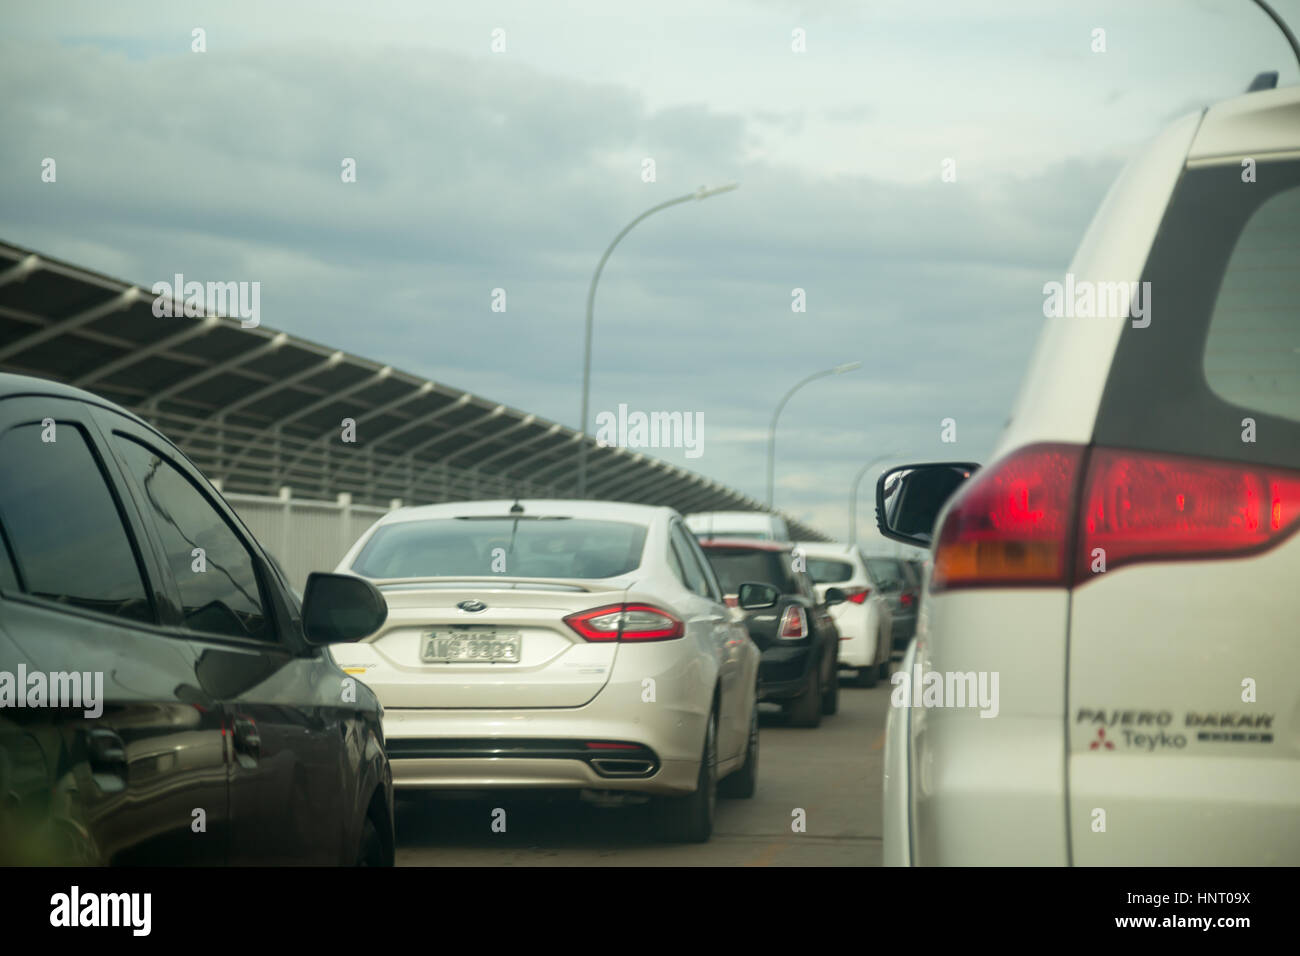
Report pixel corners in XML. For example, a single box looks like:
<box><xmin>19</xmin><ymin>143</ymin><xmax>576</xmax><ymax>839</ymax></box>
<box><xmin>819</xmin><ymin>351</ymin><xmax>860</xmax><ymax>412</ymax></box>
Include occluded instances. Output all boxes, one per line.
<box><xmin>221</xmin><ymin>486</ymin><xmax>397</xmax><ymax>592</ymax></box>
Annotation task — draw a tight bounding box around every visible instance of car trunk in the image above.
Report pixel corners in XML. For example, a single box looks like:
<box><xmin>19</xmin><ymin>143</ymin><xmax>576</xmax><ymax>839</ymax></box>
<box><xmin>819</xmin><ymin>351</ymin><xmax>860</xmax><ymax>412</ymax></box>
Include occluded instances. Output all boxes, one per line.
<box><xmin>363</xmin><ymin>577</ymin><xmax>629</xmax><ymax>708</ymax></box>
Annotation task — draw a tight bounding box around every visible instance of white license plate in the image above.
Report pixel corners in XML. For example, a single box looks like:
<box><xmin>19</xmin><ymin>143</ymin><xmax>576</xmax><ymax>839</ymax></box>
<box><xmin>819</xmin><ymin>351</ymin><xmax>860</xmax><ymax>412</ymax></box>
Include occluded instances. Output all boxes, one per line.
<box><xmin>422</xmin><ymin>630</ymin><xmax>521</xmax><ymax>663</ymax></box>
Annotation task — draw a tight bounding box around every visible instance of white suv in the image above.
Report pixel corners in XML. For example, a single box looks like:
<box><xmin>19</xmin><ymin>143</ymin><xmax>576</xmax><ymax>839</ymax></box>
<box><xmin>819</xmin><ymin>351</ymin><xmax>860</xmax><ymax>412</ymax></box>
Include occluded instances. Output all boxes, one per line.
<box><xmin>796</xmin><ymin>542</ymin><xmax>893</xmax><ymax>687</ymax></box>
<box><xmin>878</xmin><ymin>82</ymin><xmax>1300</xmax><ymax>865</ymax></box>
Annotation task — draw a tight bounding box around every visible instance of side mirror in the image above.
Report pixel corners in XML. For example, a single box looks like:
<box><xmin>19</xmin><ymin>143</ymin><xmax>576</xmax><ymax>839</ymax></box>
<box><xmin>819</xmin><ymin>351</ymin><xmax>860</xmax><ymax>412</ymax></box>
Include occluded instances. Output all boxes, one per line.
<box><xmin>876</xmin><ymin>462</ymin><xmax>980</xmax><ymax>549</ymax></box>
<box><xmin>302</xmin><ymin>572</ymin><xmax>388</xmax><ymax>645</ymax></box>
<box><xmin>824</xmin><ymin>586</ymin><xmax>846</xmax><ymax>606</ymax></box>
<box><xmin>737</xmin><ymin>581</ymin><xmax>780</xmax><ymax>611</ymax></box>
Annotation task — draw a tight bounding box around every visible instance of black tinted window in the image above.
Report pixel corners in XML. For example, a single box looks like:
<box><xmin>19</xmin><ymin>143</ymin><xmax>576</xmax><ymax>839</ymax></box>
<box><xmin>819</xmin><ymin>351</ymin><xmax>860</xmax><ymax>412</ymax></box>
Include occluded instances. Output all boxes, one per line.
<box><xmin>703</xmin><ymin>548</ymin><xmax>791</xmax><ymax>595</ymax></box>
<box><xmin>865</xmin><ymin>557</ymin><xmax>903</xmax><ymax>589</ymax></box>
<box><xmin>0</xmin><ymin>423</ymin><xmax>151</xmax><ymax>622</ymax></box>
<box><xmin>806</xmin><ymin>558</ymin><xmax>853</xmax><ymax>583</ymax></box>
<box><xmin>116</xmin><ymin>437</ymin><xmax>272</xmax><ymax>641</ymax></box>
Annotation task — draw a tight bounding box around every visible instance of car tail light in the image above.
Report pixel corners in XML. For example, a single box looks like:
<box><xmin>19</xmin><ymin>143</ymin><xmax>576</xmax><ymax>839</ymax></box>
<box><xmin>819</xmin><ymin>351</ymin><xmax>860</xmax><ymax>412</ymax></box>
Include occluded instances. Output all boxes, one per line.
<box><xmin>930</xmin><ymin>442</ymin><xmax>1300</xmax><ymax>593</ymax></box>
<box><xmin>724</xmin><ymin>595</ymin><xmax>739</xmax><ymax>607</ymax></box>
<box><xmin>563</xmin><ymin>603</ymin><xmax>684</xmax><ymax>642</ymax></box>
<box><xmin>899</xmin><ymin>592</ymin><xmax>915</xmax><ymax>608</ymax></box>
<box><xmin>1077</xmin><ymin>447</ymin><xmax>1300</xmax><ymax>584</ymax></box>
<box><xmin>931</xmin><ymin>443</ymin><xmax>1084</xmax><ymax>592</ymax></box>
<box><xmin>842</xmin><ymin>587</ymin><xmax>870</xmax><ymax>604</ymax></box>
<box><xmin>778</xmin><ymin>605</ymin><xmax>807</xmax><ymax>639</ymax></box>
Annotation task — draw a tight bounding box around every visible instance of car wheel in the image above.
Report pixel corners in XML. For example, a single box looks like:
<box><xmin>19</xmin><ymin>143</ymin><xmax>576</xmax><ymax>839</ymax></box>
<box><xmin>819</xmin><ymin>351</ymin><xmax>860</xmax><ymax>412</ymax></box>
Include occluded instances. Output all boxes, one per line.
<box><xmin>788</xmin><ymin>666</ymin><xmax>822</xmax><ymax>727</ymax></box>
<box><xmin>878</xmin><ymin>655</ymin><xmax>893</xmax><ymax>681</ymax></box>
<box><xmin>821</xmin><ymin>662</ymin><xmax>840</xmax><ymax>714</ymax></box>
<box><xmin>654</xmin><ymin>709</ymin><xmax>717</xmax><ymax>842</ymax></box>
<box><xmin>719</xmin><ymin>700</ymin><xmax>759</xmax><ymax>799</ymax></box>
<box><xmin>355</xmin><ymin>816</ymin><xmax>386</xmax><ymax>866</ymax></box>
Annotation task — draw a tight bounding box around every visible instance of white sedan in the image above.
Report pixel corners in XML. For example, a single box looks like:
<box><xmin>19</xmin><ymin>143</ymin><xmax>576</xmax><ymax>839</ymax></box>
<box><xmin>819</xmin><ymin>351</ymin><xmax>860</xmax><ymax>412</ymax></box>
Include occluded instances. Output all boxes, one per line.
<box><xmin>329</xmin><ymin>499</ymin><xmax>765</xmax><ymax>843</ymax></box>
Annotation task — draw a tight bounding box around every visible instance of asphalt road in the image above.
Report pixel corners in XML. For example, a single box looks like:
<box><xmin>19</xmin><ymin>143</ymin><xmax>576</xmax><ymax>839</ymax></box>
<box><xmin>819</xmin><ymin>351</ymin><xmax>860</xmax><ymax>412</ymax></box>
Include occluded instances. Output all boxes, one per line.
<box><xmin>395</xmin><ymin>674</ymin><xmax>892</xmax><ymax>866</ymax></box>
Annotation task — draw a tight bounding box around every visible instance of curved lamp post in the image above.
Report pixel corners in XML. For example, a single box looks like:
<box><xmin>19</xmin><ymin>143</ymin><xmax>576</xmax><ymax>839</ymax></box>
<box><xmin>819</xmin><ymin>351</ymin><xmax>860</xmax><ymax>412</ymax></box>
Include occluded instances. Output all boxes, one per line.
<box><xmin>577</xmin><ymin>183</ymin><xmax>740</xmax><ymax>497</ymax></box>
<box><xmin>765</xmin><ymin>362</ymin><xmax>861</xmax><ymax>509</ymax></box>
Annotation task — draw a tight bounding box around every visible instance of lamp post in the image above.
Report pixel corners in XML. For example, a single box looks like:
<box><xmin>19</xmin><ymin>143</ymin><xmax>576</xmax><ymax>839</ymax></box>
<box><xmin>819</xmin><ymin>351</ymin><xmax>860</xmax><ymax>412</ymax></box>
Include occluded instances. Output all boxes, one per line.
<box><xmin>765</xmin><ymin>361</ymin><xmax>861</xmax><ymax>509</ymax></box>
<box><xmin>577</xmin><ymin>183</ymin><xmax>740</xmax><ymax>497</ymax></box>
<box><xmin>848</xmin><ymin>451</ymin><xmax>900</xmax><ymax>545</ymax></box>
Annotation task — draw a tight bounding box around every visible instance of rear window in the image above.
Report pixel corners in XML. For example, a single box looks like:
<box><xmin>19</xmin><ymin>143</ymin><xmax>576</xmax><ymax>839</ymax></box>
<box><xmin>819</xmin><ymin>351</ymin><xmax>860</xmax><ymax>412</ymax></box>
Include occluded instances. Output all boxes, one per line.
<box><xmin>693</xmin><ymin>530</ymin><xmax>770</xmax><ymax>541</ymax></box>
<box><xmin>352</xmin><ymin>517</ymin><xmax>647</xmax><ymax>579</ymax></box>
<box><xmin>864</xmin><ymin>557</ymin><xmax>904</xmax><ymax>589</ymax></box>
<box><xmin>1202</xmin><ymin>185</ymin><xmax>1300</xmax><ymax>422</ymax></box>
<box><xmin>702</xmin><ymin>548</ymin><xmax>791</xmax><ymax>594</ymax></box>
<box><xmin>805</xmin><ymin>558</ymin><xmax>853</xmax><ymax>584</ymax></box>
<box><xmin>1095</xmin><ymin>158</ymin><xmax>1300</xmax><ymax>466</ymax></box>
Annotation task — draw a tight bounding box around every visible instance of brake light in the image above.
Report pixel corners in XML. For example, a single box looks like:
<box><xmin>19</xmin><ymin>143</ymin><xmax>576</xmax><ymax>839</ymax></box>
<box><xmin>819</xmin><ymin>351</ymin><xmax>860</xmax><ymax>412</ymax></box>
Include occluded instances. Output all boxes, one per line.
<box><xmin>931</xmin><ymin>443</ymin><xmax>1084</xmax><ymax>592</ymax></box>
<box><xmin>778</xmin><ymin>606</ymin><xmax>807</xmax><ymax>639</ymax></box>
<box><xmin>1077</xmin><ymin>448</ymin><xmax>1300</xmax><ymax>584</ymax></box>
<box><xmin>899</xmin><ymin>592</ymin><xmax>914</xmax><ymax>608</ymax></box>
<box><xmin>563</xmin><ymin>603</ymin><xmax>684</xmax><ymax>642</ymax></box>
<box><xmin>724</xmin><ymin>595</ymin><xmax>739</xmax><ymax>607</ymax></box>
<box><xmin>839</xmin><ymin>587</ymin><xmax>869</xmax><ymax>604</ymax></box>
<box><xmin>930</xmin><ymin>442</ymin><xmax>1300</xmax><ymax>593</ymax></box>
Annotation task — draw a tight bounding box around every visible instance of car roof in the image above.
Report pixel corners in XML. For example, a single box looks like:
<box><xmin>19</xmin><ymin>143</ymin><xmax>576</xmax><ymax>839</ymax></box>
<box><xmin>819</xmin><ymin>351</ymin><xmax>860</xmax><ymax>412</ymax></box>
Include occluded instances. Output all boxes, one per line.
<box><xmin>696</xmin><ymin>538</ymin><xmax>789</xmax><ymax>552</ymax></box>
<box><xmin>0</xmin><ymin>372</ymin><xmax>161</xmax><ymax>435</ymax></box>
<box><xmin>376</xmin><ymin>499</ymin><xmax>675</xmax><ymax>525</ymax></box>
<box><xmin>793</xmin><ymin>541</ymin><xmax>856</xmax><ymax>558</ymax></box>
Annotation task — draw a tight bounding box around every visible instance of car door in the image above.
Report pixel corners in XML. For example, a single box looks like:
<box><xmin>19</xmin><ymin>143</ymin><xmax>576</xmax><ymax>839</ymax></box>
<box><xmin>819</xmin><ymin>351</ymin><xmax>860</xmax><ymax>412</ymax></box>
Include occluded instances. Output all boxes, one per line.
<box><xmin>98</xmin><ymin>411</ymin><xmax>354</xmax><ymax>865</ymax></box>
<box><xmin>1069</xmin><ymin>154</ymin><xmax>1300</xmax><ymax>863</ymax></box>
<box><xmin>0</xmin><ymin>395</ymin><xmax>229</xmax><ymax>865</ymax></box>
<box><xmin>668</xmin><ymin>521</ymin><xmax>746</xmax><ymax>762</ymax></box>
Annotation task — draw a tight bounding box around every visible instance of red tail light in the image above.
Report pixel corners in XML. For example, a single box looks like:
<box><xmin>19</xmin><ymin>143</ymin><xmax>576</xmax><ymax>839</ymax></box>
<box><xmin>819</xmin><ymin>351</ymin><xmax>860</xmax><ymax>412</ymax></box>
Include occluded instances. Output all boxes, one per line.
<box><xmin>931</xmin><ymin>444</ymin><xmax>1083</xmax><ymax>592</ymax></box>
<box><xmin>930</xmin><ymin>442</ymin><xmax>1300</xmax><ymax>593</ymax></box>
<box><xmin>899</xmin><ymin>592</ymin><xmax>915</xmax><ymax>608</ymax></box>
<box><xmin>563</xmin><ymin>603</ymin><xmax>684</xmax><ymax>642</ymax></box>
<box><xmin>843</xmin><ymin>587</ymin><xmax>870</xmax><ymax>604</ymax></box>
<box><xmin>1077</xmin><ymin>447</ymin><xmax>1300</xmax><ymax>584</ymax></box>
<box><xmin>778</xmin><ymin>605</ymin><xmax>807</xmax><ymax>639</ymax></box>
<box><xmin>724</xmin><ymin>595</ymin><xmax>739</xmax><ymax>607</ymax></box>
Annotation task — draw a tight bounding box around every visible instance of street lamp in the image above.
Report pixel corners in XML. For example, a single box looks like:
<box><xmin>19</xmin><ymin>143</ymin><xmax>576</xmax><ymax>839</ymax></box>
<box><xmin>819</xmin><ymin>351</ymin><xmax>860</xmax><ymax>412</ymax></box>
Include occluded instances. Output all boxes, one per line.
<box><xmin>577</xmin><ymin>183</ymin><xmax>740</xmax><ymax>497</ymax></box>
<box><xmin>848</xmin><ymin>451</ymin><xmax>901</xmax><ymax>545</ymax></box>
<box><xmin>766</xmin><ymin>362</ymin><xmax>861</xmax><ymax>509</ymax></box>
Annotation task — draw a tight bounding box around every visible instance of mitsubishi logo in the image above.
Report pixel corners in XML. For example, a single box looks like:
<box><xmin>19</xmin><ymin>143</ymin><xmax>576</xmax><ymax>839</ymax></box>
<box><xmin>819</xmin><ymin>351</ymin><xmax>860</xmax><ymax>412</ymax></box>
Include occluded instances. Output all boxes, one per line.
<box><xmin>457</xmin><ymin>600</ymin><xmax>487</xmax><ymax>613</ymax></box>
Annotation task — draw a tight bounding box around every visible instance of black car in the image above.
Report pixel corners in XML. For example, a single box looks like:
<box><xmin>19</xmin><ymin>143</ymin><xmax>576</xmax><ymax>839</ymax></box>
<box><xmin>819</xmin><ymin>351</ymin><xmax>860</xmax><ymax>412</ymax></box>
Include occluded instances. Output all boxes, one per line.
<box><xmin>699</xmin><ymin>539</ymin><xmax>842</xmax><ymax>728</ymax></box>
<box><xmin>861</xmin><ymin>553</ymin><xmax>918</xmax><ymax>651</ymax></box>
<box><xmin>0</xmin><ymin>373</ymin><xmax>394</xmax><ymax>865</ymax></box>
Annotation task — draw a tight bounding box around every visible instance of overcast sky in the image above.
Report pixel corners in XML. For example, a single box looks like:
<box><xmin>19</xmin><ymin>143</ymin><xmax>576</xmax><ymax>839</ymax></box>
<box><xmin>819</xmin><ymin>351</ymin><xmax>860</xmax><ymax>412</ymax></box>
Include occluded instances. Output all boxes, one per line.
<box><xmin>3</xmin><ymin>0</ymin><xmax>1298</xmax><ymax>539</ymax></box>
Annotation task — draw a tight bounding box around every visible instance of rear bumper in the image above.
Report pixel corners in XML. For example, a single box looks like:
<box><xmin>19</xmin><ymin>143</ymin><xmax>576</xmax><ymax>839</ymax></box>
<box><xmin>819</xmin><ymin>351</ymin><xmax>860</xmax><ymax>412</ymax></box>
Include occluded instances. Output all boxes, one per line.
<box><xmin>388</xmin><ymin>755</ymin><xmax>698</xmax><ymax>794</ymax></box>
<box><xmin>759</xmin><ymin>644</ymin><xmax>817</xmax><ymax>700</ymax></box>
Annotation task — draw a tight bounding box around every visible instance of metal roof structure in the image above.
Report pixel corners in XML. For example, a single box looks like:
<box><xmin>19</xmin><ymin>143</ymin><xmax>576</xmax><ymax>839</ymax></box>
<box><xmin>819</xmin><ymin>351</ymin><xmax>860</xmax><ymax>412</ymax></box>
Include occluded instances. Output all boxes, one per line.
<box><xmin>0</xmin><ymin>240</ymin><xmax>828</xmax><ymax>541</ymax></box>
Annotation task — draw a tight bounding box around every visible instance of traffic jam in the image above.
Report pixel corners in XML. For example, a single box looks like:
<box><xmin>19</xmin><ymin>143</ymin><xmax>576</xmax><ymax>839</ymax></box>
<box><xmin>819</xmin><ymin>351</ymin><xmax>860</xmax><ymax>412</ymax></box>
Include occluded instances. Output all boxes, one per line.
<box><xmin>1</xmin><ymin>0</ymin><xmax>1296</xmax><ymax>936</ymax></box>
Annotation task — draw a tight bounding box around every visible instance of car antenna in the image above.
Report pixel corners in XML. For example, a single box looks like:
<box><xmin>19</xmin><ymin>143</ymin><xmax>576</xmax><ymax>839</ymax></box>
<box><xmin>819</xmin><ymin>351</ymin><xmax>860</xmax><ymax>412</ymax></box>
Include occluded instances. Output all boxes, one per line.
<box><xmin>1248</xmin><ymin>0</ymin><xmax>1300</xmax><ymax>74</ymax></box>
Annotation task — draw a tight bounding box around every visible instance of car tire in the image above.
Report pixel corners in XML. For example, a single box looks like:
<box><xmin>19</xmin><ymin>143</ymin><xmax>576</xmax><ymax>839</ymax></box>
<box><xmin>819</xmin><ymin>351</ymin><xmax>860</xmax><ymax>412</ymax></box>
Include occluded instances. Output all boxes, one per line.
<box><xmin>719</xmin><ymin>700</ymin><xmax>759</xmax><ymax>799</ymax></box>
<box><xmin>878</xmin><ymin>655</ymin><xmax>893</xmax><ymax>681</ymax></box>
<box><xmin>355</xmin><ymin>816</ymin><xmax>386</xmax><ymax>866</ymax></box>
<box><xmin>821</xmin><ymin>662</ymin><xmax>839</xmax><ymax>714</ymax></box>
<box><xmin>788</xmin><ymin>666</ymin><xmax>823</xmax><ymax>727</ymax></box>
<box><xmin>654</xmin><ymin>709</ymin><xmax>717</xmax><ymax>842</ymax></box>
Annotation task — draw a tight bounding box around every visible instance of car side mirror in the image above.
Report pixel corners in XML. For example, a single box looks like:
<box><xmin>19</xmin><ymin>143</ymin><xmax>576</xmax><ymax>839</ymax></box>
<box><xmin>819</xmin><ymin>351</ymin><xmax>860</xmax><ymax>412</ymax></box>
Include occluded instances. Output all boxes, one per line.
<box><xmin>737</xmin><ymin>582</ymin><xmax>780</xmax><ymax>610</ymax></box>
<box><xmin>877</xmin><ymin>462</ymin><xmax>980</xmax><ymax>549</ymax></box>
<box><xmin>302</xmin><ymin>572</ymin><xmax>388</xmax><ymax>644</ymax></box>
<box><xmin>824</xmin><ymin>586</ymin><xmax>846</xmax><ymax>606</ymax></box>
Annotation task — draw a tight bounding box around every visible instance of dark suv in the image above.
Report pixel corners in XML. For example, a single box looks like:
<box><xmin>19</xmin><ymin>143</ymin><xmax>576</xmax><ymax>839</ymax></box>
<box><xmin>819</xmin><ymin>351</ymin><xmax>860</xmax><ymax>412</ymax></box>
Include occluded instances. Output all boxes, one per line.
<box><xmin>698</xmin><ymin>539</ymin><xmax>842</xmax><ymax>728</ymax></box>
<box><xmin>861</xmin><ymin>553</ymin><xmax>918</xmax><ymax>651</ymax></box>
<box><xmin>0</xmin><ymin>373</ymin><xmax>394</xmax><ymax>865</ymax></box>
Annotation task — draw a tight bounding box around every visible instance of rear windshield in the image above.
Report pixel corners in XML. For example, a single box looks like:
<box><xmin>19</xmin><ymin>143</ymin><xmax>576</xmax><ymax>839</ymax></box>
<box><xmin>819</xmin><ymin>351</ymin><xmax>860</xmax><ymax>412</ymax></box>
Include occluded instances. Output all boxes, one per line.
<box><xmin>864</xmin><ymin>557</ymin><xmax>904</xmax><ymax>588</ymax></box>
<box><xmin>693</xmin><ymin>530</ymin><xmax>769</xmax><ymax>541</ymax></box>
<box><xmin>805</xmin><ymin>557</ymin><xmax>853</xmax><ymax>584</ymax></box>
<box><xmin>352</xmin><ymin>517</ymin><xmax>647</xmax><ymax>579</ymax></box>
<box><xmin>702</xmin><ymin>548</ymin><xmax>790</xmax><ymax>594</ymax></box>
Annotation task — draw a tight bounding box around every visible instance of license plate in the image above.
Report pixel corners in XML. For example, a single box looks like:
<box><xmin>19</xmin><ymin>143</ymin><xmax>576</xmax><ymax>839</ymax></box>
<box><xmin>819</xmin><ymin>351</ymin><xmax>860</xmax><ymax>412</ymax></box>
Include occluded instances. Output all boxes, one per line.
<box><xmin>422</xmin><ymin>630</ymin><xmax>521</xmax><ymax>663</ymax></box>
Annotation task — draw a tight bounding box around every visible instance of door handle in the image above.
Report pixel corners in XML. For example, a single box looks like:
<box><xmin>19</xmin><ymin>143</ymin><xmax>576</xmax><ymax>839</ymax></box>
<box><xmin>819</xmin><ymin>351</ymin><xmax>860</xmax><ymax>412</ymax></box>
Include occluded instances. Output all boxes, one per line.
<box><xmin>85</xmin><ymin>728</ymin><xmax>127</xmax><ymax>793</ymax></box>
<box><xmin>232</xmin><ymin>716</ymin><xmax>261</xmax><ymax>760</ymax></box>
